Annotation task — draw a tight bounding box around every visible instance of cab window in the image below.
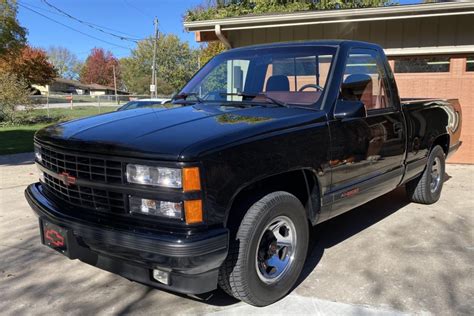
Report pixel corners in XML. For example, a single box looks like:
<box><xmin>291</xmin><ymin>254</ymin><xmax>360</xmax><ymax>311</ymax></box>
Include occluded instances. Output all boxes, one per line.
<box><xmin>340</xmin><ymin>49</ymin><xmax>392</xmax><ymax>111</ymax></box>
<box><xmin>181</xmin><ymin>46</ymin><xmax>337</xmax><ymax>107</ymax></box>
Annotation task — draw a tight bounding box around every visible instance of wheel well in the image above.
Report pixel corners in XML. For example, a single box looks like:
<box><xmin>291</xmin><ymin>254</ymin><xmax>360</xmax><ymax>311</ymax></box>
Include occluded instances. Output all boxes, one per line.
<box><xmin>224</xmin><ymin>169</ymin><xmax>320</xmax><ymax>229</ymax></box>
<box><xmin>432</xmin><ymin>134</ymin><xmax>450</xmax><ymax>155</ymax></box>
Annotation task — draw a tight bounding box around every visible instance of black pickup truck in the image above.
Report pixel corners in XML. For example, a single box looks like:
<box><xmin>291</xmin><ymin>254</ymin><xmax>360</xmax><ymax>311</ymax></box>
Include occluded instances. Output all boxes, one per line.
<box><xmin>26</xmin><ymin>40</ymin><xmax>462</xmax><ymax>306</ymax></box>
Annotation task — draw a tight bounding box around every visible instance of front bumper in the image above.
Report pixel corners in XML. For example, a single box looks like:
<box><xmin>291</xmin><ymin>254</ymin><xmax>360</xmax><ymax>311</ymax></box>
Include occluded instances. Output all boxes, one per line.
<box><xmin>25</xmin><ymin>183</ymin><xmax>229</xmax><ymax>294</ymax></box>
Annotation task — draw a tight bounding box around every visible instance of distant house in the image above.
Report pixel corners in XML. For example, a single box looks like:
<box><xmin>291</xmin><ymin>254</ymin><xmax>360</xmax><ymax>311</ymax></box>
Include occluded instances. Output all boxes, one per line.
<box><xmin>33</xmin><ymin>78</ymin><xmax>128</xmax><ymax>96</ymax></box>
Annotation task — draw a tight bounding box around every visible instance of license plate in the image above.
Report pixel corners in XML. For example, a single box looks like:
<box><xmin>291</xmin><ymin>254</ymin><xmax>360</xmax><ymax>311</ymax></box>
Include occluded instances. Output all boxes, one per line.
<box><xmin>41</xmin><ymin>220</ymin><xmax>68</xmax><ymax>254</ymax></box>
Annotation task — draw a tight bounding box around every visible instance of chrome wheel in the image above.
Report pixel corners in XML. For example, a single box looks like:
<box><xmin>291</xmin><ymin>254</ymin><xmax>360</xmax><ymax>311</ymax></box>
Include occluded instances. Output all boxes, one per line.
<box><xmin>430</xmin><ymin>156</ymin><xmax>442</xmax><ymax>193</ymax></box>
<box><xmin>255</xmin><ymin>216</ymin><xmax>297</xmax><ymax>284</ymax></box>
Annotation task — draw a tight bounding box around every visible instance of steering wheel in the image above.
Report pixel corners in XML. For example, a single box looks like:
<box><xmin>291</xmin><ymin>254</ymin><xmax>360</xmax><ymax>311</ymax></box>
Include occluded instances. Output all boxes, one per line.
<box><xmin>298</xmin><ymin>84</ymin><xmax>323</xmax><ymax>92</ymax></box>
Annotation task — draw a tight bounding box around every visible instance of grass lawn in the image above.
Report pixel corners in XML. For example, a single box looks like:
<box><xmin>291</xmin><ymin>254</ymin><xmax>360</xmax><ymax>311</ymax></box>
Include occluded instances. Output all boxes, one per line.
<box><xmin>33</xmin><ymin>106</ymin><xmax>118</xmax><ymax>119</ymax></box>
<box><xmin>0</xmin><ymin>106</ymin><xmax>118</xmax><ymax>155</ymax></box>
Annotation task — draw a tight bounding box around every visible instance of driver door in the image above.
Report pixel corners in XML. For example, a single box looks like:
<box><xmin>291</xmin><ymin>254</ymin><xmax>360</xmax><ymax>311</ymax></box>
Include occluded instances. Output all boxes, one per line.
<box><xmin>328</xmin><ymin>48</ymin><xmax>406</xmax><ymax>216</ymax></box>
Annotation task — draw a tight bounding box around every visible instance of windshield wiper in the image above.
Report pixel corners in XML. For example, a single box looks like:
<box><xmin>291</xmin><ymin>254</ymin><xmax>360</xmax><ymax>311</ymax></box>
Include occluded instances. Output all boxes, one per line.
<box><xmin>220</xmin><ymin>92</ymin><xmax>289</xmax><ymax>108</ymax></box>
<box><xmin>172</xmin><ymin>92</ymin><xmax>204</xmax><ymax>103</ymax></box>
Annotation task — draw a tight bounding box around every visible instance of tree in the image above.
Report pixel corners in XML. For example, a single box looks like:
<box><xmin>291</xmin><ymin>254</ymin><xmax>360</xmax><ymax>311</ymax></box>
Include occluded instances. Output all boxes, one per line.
<box><xmin>0</xmin><ymin>0</ymin><xmax>27</xmax><ymax>56</ymax></box>
<box><xmin>47</xmin><ymin>46</ymin><xmax>81</xmax><ymax>80</ymax></box>
<box><xmin>72</xmin><ymin>60</ymin><xmax>84</xmax><ymax>80</ymax></box>
<box><xmin>80</xmin><ymin>48</ymin><xmax>120</xmax><ymax>87</ymax></box>
<box><xmin>120</xmin><ymin>34</ymin><xmax>198</xmax><ymax>95</ymax></box>
<box><xmin>0</xmin><ymin>71</ymin><xmax>30</xmax><ymax>123</ymax></box>
<box><xmin>199</xmin><ymin>41</ymin><xmax>225</xmax><ymax>66</ymax></box>
<box><xmin>0</xmin><ymin>45</ymin><xmax>57</xmax><ymax>86</ymax></box>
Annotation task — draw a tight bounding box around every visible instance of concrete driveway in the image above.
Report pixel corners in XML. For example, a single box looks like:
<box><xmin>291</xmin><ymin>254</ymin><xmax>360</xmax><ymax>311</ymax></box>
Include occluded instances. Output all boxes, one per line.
<box><xmin>1</xmin><ymin>153</ymin><xmax>472</xmax><ymax>315</ymax></box>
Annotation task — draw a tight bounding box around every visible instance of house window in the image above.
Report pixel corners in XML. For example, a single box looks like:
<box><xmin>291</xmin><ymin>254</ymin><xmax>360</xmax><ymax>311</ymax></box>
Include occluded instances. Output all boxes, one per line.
<box><xmin>393</xmin><ymin>56</ymin><xmax>450</xmax><ymax>73</ymax></box>
<box><xmin>467</xmin><ymin>56</ymin><xmax>474</xmax><ymax>72</ymax></box>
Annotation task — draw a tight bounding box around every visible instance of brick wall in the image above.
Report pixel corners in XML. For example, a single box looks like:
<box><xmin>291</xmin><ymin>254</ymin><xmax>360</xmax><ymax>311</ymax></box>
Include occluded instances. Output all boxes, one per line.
<box><xmin>389</xmin><ymin>57</ymin><xmax>474</xmax><ymax>164</ymax></box>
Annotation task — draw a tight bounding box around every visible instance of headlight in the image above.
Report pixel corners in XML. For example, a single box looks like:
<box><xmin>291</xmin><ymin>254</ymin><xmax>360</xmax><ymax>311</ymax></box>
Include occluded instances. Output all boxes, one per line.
<box><xmin>129</xmin><ymin>196</ymin><xmax>182</xmax><ymax>219</ymax></box>
<box><xmin>126</xmin><ymin>164</ymin><xmax>182</xmax><ymax>188</ymax></box>
<box><xmin>34</xmin><ymin>145</ymin><xmax>42</xmax><ymax>162</ymax></box>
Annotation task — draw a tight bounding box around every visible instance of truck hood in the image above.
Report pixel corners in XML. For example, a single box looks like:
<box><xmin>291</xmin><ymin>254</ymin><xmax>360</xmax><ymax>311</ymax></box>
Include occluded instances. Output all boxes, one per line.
<box><xmin>35</xmin><ymin>104</ymin><xmax>326</xmax><ymax>161</ymax></box>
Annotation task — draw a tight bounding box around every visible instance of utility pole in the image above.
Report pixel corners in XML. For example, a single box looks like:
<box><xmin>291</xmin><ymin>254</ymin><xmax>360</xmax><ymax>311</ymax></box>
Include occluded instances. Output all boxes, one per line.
<box><xmin>113</xmin><ymin>64</ymin><xmax>118</xmax><ymax>105</ymax></box>
<box><xmin>151</xmin><ymin>17</ymin><xmax>159</xmax><ymax>98</ymax></box>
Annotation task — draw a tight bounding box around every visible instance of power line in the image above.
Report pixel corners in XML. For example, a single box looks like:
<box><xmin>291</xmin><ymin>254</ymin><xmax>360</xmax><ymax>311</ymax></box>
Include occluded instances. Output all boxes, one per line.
<box><xmin>41</xmin><ymin>0</ymin><xmax>143</xmax><ymax>42</ymax></box>
<box><xmin>121</xmin><ymin>0</ymin><xmax>168</xmax><ymax>34</ymax></box>
<box><xmin>24</xmin><ymin>1</ymin><xmax>141</xmax><ymax>39</ymax></box>
<box><xmin>19</xmin><ymin>1</ymin><xmax>65</xmax><ymax>17</ymax></box>
<box><xmin>77</xmin><ymin>21</ymin><xmax>142</xmax><ymax>41</ymax></box>
<box><xmin>122</xmin><ymin>0</ymin><xmax>154</xmax><ymax>19</ymax></box>
<box><xmin>18</xmin><ymin>3</ymin><xmax>133</xmax><ymax>51</ymax></box>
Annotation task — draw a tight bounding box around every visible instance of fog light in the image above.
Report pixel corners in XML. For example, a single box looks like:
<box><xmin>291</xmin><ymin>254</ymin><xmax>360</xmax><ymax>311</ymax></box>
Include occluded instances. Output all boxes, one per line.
<box><xmin>153</xmin><ymin>269</ymin><xmax>170</xmax><ymax>285</ymax></box>
<box><xmin>129</xmin><ymin>196</ymin><xmax>183</xmax><ymax>219</ymax></box>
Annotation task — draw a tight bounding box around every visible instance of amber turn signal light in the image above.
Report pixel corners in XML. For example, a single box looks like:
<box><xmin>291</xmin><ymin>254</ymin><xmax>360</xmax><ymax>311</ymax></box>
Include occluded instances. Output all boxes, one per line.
<box><xmin>183</xmin><ymin>167</ymin><xmax>201</xmax><ymax>192</ymax></box>
<box><xmin>184</xmin><ymin>200</ymin><xmax>203</xmax><ymax>224</ymax></box>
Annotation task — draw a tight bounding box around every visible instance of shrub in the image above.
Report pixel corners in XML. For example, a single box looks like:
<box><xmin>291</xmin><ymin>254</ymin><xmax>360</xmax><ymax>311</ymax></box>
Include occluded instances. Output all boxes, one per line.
<box><xmin>0</xmin><ymin>71</ymin><xmax>31</xmax><ymax>123</ymax></box>
<box><xmin>7</xmin><ymin>111</ymin><xmax>65</xmax><ymax>125</ymax></box>
<box><xmin>184</xmin><ymin>0</ymin><xmax>396</xmax><ymax>22</ymax></box>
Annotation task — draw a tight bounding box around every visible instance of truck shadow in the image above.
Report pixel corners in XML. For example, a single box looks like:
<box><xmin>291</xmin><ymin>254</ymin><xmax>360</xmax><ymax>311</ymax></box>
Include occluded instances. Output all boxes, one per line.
<box><xmin>296</xmin><ymin>186</ymin><xmax>410</xmax><ymax>288</ymax></box>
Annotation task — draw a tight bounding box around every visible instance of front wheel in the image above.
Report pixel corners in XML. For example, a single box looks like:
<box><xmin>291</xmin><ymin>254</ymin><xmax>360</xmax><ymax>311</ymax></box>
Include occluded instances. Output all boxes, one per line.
<box><xmin>406</xmin><ymin>145</ymin><xmax>446</xmax><ymax>204</ymax></box>
<box><xmin>218</xmin><ymin>191</ymin><xmax>309</xmax><ymax>306</ymax></box>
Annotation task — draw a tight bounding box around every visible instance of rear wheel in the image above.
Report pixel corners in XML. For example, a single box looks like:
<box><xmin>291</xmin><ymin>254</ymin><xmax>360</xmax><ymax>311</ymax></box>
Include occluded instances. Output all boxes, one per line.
<box><xmin>218</xmin><ymin>191</ymin><xmax>309</xmax><ymax>306</ymax></box>
<box><xmin>406</xmin><ymin>145</ymin><xmax>445</xmax><ymax>204</ymax></box>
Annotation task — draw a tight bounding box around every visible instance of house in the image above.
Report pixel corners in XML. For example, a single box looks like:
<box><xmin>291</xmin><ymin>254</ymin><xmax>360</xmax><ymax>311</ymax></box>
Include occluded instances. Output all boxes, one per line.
<box><xmin>184</xmin><ymin>2</ymin><xmax>474</xmax><ymax>164</ymax></box>
<box><xmin>33</xmin><ymin>78</ymin><xmax>128</xmax><ymax>96</ymax></box>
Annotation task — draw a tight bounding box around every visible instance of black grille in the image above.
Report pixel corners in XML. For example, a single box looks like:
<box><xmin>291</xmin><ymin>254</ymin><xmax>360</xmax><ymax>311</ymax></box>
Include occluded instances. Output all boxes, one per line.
<box><xmin>40</xmin><ymin>146</ymin><xmax>123</xmax><ymax>184</ymax></box>
<box><xmin>39</xmin><ymin>146</ymin><xmax>126</xmax><ymax>213</ymax></box>
<box><xmin>43</xmin><ymin>174</ymin><xmax>126</xmax><ymax>213</ymax></box>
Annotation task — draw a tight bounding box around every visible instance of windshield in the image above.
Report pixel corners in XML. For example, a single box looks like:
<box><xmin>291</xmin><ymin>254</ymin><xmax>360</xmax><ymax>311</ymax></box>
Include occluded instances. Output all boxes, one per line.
<box><xmin>180</xmin><ymin>46</ymin><xmax>337</xmax><ymax>107</ymax></box>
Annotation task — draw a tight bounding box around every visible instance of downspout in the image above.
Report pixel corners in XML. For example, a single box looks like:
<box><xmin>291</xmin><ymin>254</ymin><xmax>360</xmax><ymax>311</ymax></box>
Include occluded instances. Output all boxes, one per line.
<box><xmin>215</xmin><ymin>24</ymin><xmax>232</xmax><ymax>49</ymax></box>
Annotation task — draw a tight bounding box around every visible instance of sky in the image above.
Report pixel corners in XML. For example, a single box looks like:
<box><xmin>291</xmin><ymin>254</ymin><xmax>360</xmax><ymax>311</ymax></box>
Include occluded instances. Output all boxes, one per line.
<box><xmin>18</xmin><ymin>0</ymin><xmax>423</xmax><ymax>60</ymax></box>
<box><xmin>18</xmin><ymin>0</ymin><xmax>203</xmax><ymax>59</ymax></box>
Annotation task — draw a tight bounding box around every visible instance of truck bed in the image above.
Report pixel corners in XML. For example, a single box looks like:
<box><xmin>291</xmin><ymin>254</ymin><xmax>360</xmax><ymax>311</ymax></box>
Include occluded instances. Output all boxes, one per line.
<box><xmin>400</xmin><ymin>97</ymin><xmax>462</xmax><ymax>164</ymax></box>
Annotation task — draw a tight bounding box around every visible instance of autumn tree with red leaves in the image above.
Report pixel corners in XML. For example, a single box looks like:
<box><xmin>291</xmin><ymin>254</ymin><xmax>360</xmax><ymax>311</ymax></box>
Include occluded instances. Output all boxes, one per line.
<box><xmin>80</xmin><ymin>48</ymin><xmax>120</xmax><ymax>87</ymax></box>
<box><xmin>0</xmin><ymin>45</ymin><xmax>57</xmax><ymax>86</ymax></box>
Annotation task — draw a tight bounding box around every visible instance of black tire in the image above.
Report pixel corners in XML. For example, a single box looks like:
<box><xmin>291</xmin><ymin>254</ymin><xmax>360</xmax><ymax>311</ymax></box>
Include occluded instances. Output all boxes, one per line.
<box><xmin>218</xmin><ymin>191</ymin><xmax>309</xmax><ymax>306</ymax></box>
<box><xmin>406</xmin><ymin>145</ymin><xmax>445</xmax><ymax>204</ymax></box>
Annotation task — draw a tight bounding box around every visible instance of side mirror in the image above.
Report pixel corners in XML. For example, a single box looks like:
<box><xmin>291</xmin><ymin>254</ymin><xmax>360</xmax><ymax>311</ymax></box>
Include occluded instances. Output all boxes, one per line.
<box><xmin>341</xmin><ymin>73</ymin><xmax>372</xmax><ymax>94</ymax></box>
<box><xmin>334</xmin><ymin>100</ymin><xmax>367</xmax><ymax>120</ymax></box>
